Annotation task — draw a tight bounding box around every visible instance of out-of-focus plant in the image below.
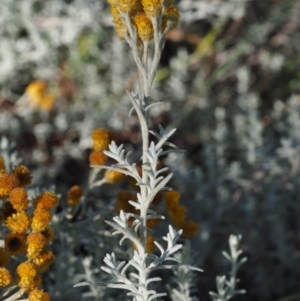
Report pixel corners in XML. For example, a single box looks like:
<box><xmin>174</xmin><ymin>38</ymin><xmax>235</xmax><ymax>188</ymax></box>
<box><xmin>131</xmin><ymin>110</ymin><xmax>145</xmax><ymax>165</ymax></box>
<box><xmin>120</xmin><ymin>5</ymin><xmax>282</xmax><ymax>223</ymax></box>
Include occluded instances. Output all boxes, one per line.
<box><xmin>210</xmin><ymin>235</ymin><xmax>247</xmax><ymax>301</ymax></box>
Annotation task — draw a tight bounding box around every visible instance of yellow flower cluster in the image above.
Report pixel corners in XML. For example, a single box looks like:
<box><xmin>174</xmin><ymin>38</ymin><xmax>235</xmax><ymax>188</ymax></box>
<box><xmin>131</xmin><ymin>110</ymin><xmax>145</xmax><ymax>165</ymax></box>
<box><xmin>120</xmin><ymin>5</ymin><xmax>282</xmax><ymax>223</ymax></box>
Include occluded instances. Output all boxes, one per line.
<box><xmin>89</xmin><ymin>128</ymin><xmax>113</xmax><ymax>165</ymax></box>
<box><xmin>0</xmin><ymin>156</ymin><xmax>56</xmax><ymax>297</ymax></box>
<box><xmin>25</xmin><ymin>81</ymin><xmax>56</xmax><ymax>112</ymax></box>
<box><xmin>67</xmin><ymin>185</ymin><xmax>83</xmax><ymax>206</ymax></box>
<box><xmin>164</xmin><ymin>190</ymin><xmax>199</xmax><ymax>238</ymax></box>
<box><xmin>107</xmin><ymin>0</ymin><xmax>180</xmax><ymax>40</ymax></box>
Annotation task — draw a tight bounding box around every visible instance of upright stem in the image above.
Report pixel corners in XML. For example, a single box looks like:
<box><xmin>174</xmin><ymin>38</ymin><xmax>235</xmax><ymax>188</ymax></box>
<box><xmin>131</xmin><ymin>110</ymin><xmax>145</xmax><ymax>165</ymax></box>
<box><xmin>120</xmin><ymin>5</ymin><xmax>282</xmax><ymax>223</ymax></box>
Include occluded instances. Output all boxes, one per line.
<box><xmin>3</xmin><ymin>289</ymin><xmax>24</xmax><ymax>301</ymax></box>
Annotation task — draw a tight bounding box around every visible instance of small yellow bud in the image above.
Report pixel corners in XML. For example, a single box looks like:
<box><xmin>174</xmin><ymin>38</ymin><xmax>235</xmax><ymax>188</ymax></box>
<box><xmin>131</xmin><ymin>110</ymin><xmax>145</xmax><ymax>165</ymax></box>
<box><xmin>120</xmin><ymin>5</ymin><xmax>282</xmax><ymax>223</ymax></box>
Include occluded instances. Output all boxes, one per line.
<box><xmin>165</xmin><ymin>190</ymin><xmax>180</xmax><ymax>210</ymax></box>
<box><xmin>104</xmin><ymin>170</ymin><xmax>125</xmax><ymax>184</ymax></box>
<box><xmin>67</xmin><ymin>185</ymin><xmax>83</xmax><ymax>206</ymax></box>
<box><xmin>6</xmin><ymin>211</ymin><xmax>30</xmax><ymax>233</ymax></box>
<box><xmin>161</xmin><ymin>6</ymin><xmax>180</xmax><ymax>33</ymax></box>
<box><xmin>133</xmin><ymin>13</ymin><xmax>154</xmax><ymax>41</ymax></box>
<box><xmin>142</xmin><ymin>0</ymin><xmax>162</xmax><ymax>17</ymax></box>
<box><xmin>13</xmin><ymin>165</ymin><xmax>32</xmax><ymax>187</ymax></box>
<box><xmin>10</xmin><ymin>188</ymin><xmax>29</xmax><ymax>211</ymax></box>
<box><xmin>181</xmin><ymin>220</ymin><xmax>199</xmax><ymax>238</ymax></box>
<box><xmin>34</xmin><ymin>192</ymin><xmax>58</xmax><ymax>210</ymax></box>
<box><xmin>118</xmin><ymin>0</ymin><xmax>138</xmax><ymax>13</ymax></box>
<box><xmin>0</xmin><ymin>173</ymin><xmax>19</xmax><ymax>199</ymax></box>
<box><xmin>91</xmin><ymin>128</ymin><xmax>111</xmax><ymax>151</ymax></box>
<box><xmin>89</xmin><ymin>150</ymin><xmax>107</xmax><ymax>165</ymax></box>
<box><xmin>28</xmin><ymin>289</ymin><xmax>51</xmax><ymax>301</ymax></box>
<box><xmin>31</xmin><ymin>209</ymin><xmax>52</xmax><ymax>232</ymax></box>
<box><xmin>33</xmin><ymin>250</ymin><xmax>55</xmax><ymax>272</ymax></box>
<box><xmin>0</xmin><ymin>267</ymin><xmax>12</xmax><ymax>287</ymax></box>
<box><xmin>27</xmin><ymin>232</ymin><xmax>47</xmax><ymax>259</ymax></box>
<box><xmin>168</xmin><ymin>204</ymin><xmax>186</xmax><ymax>227</ymax></box>
<box><xmin>41</xmin><ymin>227</ymin><xmax>54</xmax><ymax>243</ymax></box>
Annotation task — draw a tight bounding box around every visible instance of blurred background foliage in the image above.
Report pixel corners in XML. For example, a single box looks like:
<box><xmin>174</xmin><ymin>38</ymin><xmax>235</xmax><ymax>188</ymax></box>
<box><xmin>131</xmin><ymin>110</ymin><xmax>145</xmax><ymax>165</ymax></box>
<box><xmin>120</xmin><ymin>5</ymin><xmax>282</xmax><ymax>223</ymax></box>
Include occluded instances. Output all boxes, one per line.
<box><xmin>1</xmin><ymin>0</ymin><xmax>300</xmax><ymax>300</ymax></box>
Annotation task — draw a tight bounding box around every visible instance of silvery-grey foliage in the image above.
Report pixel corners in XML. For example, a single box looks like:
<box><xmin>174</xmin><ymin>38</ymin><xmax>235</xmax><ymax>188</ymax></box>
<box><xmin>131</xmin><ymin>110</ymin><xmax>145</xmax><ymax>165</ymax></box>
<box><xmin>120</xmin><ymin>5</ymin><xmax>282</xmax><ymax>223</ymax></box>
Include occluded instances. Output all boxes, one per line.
<box><xmin>210</xmin><ymin>235</ymin><xmax>247</xmax><ymax>301</ymax></box>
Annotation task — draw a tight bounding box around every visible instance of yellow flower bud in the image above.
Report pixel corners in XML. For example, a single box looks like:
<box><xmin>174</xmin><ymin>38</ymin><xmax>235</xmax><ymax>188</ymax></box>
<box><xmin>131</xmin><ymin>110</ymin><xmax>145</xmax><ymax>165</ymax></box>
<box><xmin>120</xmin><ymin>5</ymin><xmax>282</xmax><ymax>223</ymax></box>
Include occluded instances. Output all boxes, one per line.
<box><xmin>181</xmin><ymin>220</ymin><xmax>199</xmax><ymax>238</ymax></box>
<box><xmin>89</xmin><ymin>150</ymin><xmax>107</xmax><ymax>165</ymax></box>
<box><xmin>165</xmin><ymin>190</ymin><xmax>180</xmax><ymax>210</ymax></box>
<box><xmin>28</xmin><ymin>289</ymin><xmax>51</xmax><ymax>301</ymax></box>
<box><xmin>31</xmin><ymin>209</ymin><xmax>52</xmax><ymax>232</ymax></box>
<box><xmin>133</xmin><ymin>13</ymin><xmax>154</xmax><ymax>41</ymax></box>
<box><xmin>41</xmin><ymin>227</ymin><xmax>54</xmax><ymax>243</ymax></box>
<box><xmin>161</xmin><ymin>6</ymin><xmax>180</xmax><ymax>33</ymax></box>
<box><xmin>33</xmin><ymin>250</ymin><xmax>55</xmax><ymax>272</ymax></box>
<box><xmin>67</xmin><ymin>185</ymin><xmax>83</xmax><ymax>206</ymax></box>
<box><xmin>0</xmin><ymin>173</ymin><xmax>19</xmax><ymax>199</ymax></box>
<box><xmin>0</xmin><ymin>267</ymin><xmax>12</xmax><ymax>287</ymax></box>
<box><xmin>10</xmin><ymin>188</ymin><xmax>29</xmax><ymax>211</ymax></box>
<box><xmin>6</xmin><ymin>211</ymin><xmax>30</xmax><ymax>233</ymax></box>
<box><xmin>104</xmin><ymin>169</ymin><xmax>125</xmax><ymax>184</ymax></box>
<box><xmin>34</xmin><ymin>192</ymin><xmax>58</xmax><ymax>210</ymax></box>
<box><xmin>13</xmin><ymin>165</ymin><xmax>32</xmax><ymax>187</ymax></box>
<box><xmin>142</xmin><ymin>0</ymin><xmax>162</xmax><ymax>17</ymax></box>
<box><xmin>118</xmin><ymin>0</ymin><xmax>138</xmax><ymax>13</ymax></box>
<box><xmin>27</xmin><ymin>232</ymin><xmax>47</xmax><ymax>259</ymax></box>
<box><xmin>168</xmin><ymin>204</ymin><xmax>186</xmax><ymax>227</ymax></box>
<box><xmin>91</xmin><ymin>128</ymin><xmax>111</xmax><ymax>151</ymax></box>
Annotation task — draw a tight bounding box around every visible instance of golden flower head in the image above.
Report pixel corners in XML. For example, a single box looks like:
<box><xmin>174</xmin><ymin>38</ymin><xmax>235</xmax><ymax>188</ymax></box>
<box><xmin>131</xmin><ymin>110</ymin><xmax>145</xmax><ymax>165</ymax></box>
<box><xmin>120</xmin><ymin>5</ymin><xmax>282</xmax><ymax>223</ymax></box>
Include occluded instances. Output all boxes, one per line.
<box><xmin>133</xmin><ymin>13</ymin><xmax>154</xmax><ymax>41</ymax></box>
<box><xmin>168</xmin><ymin>204</ymin><xmax>187</xmax><ymax>227</ymax></box>
<box><xmin>1</xmin><ymin>201</ymin><xmax>17</xmax><ymax>220</ymax></box>
<box><xmin>181</xmin><ymin>220</ymin><xmax>199</xmax><ymax>238</ymax></box>
<box><xmin>104</xmin><ymin>169</ymin><xmax>125</xmax><ymax>184</ymax></box>
<box><xmin>33</xmin><ymin>250</ymin><xmax>55</xmax><ymax>272</ymax></box>
<box><xmin>41</xmin><ymin>227</ymin><xmax>54</xmax><ymax>243</ymax></box>
<box><xmin>0</xmin><ymin>173</ymin><xmax>19</xmax><ymax>199</ymax></box>
<box><xmin>142</xmin><ymin>0</ymin><xmax>162</xmax><ymax>17</ymax></box>
<box><xmin>34</xmin><ymin>192</ymin><xmax>58</xmax><ymax>210</ymax></box>
<box><xmin>161</xmin><ymin>6</ymin><xmax>180</xmax><ymax>33</ymax></box>
<box><xmin>13</xmin><ymin>165</ymin><xmax>32</xmax><ymax>187</ymax></box>
<box><xmin>31</xmin><ymin>209</ymin><xmax>52</xmax><ymax>232</ymax></box>
<box><xmin>67</xmin><ymin>185</ymin><xmax>83</xmax><ymax>206</ymax></box>
<box><xmin>0</xmin><ymin>157</ymin><xmax>6</xmax><ymax>174</ymax></box>
<box><xmin>89</xmin><ymin>150</ymin><xmax>107</xmax><ymax>165</ymax></box>
<box><xmin>28</xmin><ymin>289</ymin><xmax>51</xmax><ymax>301</ymax></box>
<box><xmin>91</xmin><ymin>128</ymin><xmax>111</xmax><ymax>151</ymax></box>
<box><xmin>165</xmin><ymin>190</ymin><xmax>181</xmax><ymax>210</ymax></box>
<box><xmin>17</xmin><ymin>261</ymin><xmax>41</xmax><ymax>291</ymax></box>
<box><xmin>0</xmin><ymin>267</ymin><xmax>12</xmax><ymax>287</ymax></box>
<box><xmin>17</xmin><ymin>261</ymin><xmax>37</xmax><ymax>279</ymax></box>
<box><xmin>6</xmin><ymin>211</ymin><xmax>30</xmax><ymax>233</ymax></box>
<box><xmin>25</xmin><ymin>81</ymin><xmax>56</xmax><ymax>112</ymax></box>
<box><xmin>5</xmin><ymin>233</ymin><xmax>26</xmax><ymax>255</ymax></box>
<box><xmin>111</xmin><ymin>5</ymin><xmax>122</xmax><ymax>22</ymax></box>
<box><xmin>0</xmin><ymin>247</ymin><xmax>11</xmax><ymax>266</ymax></box>
<box><xmin>27</xmin><ymin>232</ymin><xmax>47</xmax><ymax>259</ymax></box>
<box><xmin>10</xmin><ymin>187</ymin><xmax>29</xmax><ymax>211</ymax></box>
<box><xmin>19</xmin><ymin>274</ymin><xmax>42</xmax><ymax>292</ymax></box>
<box><xmin>117</xmin><ymin>0</ymin><xmax>138</xmax><ymax>13</ymax></box>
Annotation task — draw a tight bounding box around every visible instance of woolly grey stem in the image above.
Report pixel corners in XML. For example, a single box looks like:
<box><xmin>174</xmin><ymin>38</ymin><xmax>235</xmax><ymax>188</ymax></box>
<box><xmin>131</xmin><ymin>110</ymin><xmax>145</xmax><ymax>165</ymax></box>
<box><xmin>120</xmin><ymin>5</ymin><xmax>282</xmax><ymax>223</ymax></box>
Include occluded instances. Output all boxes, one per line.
<box><xmin>3</xmin><ymin>289</ymin><xmax>25</xmax><ymax>301</ymax></box>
